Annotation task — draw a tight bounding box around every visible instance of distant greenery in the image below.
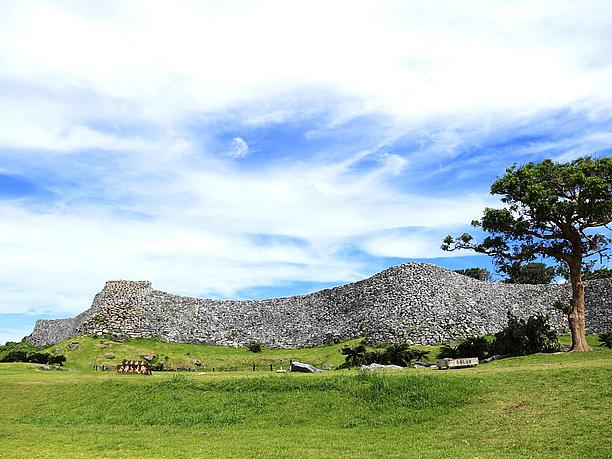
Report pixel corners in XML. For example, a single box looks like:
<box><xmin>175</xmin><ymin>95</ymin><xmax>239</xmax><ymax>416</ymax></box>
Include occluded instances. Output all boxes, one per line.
<box><xmin>583</xmin><ymin>267</ymin><xmax>612</xmax><ymax>281</ymax></box>
<box><xmin>0</xmin><ymin>340</ymin><xmax>65</xmax><ymax>366</ymax></box>
<box><xmin>440</xmin><ymin>314</ymin><xmax>559</xmax><ymax>359</ymax></box>
<box><xmin>30</xmin><ymin>335</ymin><xmax>371</xmax><ymax>372</ymax></box>
<box><xmin>453</xmin><ymin>268</ymin><xmax>492</xmax><ymax>281</ymax></box>
<box><xmin>501</xmin><ymin>262</ymin><xmax>557</xmax><ymax>285</ymax></box>
<box><xmin>340</xmin><ymin>341</ymin><xmax>430</xmax><ymax>368</ymax></box>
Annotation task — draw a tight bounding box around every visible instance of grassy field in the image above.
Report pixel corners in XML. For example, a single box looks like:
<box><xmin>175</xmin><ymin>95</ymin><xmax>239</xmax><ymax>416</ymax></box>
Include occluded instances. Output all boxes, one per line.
<box><xmin>0</xmin><ymin>336</ymin><xmax>610</xmax><ymax>458</ymax></box>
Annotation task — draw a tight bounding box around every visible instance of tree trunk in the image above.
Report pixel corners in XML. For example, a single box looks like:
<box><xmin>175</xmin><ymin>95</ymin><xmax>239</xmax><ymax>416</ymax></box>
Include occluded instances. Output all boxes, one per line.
<box><xmin>568</xmin><ymin>260</ymin><xmax>591</xmax><ymax>351</ymax></box>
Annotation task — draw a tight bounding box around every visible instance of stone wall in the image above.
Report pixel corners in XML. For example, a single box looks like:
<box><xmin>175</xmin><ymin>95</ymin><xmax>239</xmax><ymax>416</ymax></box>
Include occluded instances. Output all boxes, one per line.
<box><xmin>26</xmin><ymin>263</ymin><xmax>612</xmax><ymax>347</ymax></box>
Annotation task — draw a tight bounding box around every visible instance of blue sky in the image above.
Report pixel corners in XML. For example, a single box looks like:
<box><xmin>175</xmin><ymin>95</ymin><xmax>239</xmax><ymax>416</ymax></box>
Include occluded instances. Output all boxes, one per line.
<box><xmin>1</xmin><ymin>0</ymin><xmax>612</xmax><ymax>343</ymax></box>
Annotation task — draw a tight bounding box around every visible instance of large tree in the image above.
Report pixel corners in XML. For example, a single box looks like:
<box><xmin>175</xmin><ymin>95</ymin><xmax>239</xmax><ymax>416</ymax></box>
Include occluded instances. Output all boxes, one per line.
<box><xmin>442</xmin><ymin>156</ymin><xmax>612</xmax><ymax>351</ymax></box>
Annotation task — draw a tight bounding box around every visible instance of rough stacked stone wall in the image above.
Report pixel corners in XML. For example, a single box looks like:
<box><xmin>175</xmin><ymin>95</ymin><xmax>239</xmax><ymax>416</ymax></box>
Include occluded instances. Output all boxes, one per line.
<box><xmin>27</xmin><ymin>263</ymin><xmax>612</xmax><ymax>347</ymax></box>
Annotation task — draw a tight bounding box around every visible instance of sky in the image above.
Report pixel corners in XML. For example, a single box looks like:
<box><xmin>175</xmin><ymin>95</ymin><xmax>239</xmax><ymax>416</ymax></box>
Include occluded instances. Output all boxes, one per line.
<box><xmin>1</xmin><ymin>0</ymin><xmax>612</xmax><ymax>343</ymax></box>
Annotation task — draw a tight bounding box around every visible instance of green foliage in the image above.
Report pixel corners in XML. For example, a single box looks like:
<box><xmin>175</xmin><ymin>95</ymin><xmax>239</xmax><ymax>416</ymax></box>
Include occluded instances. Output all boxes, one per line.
<box><xmin>0</xmin><ymin>340</ymin><xmax>64</xmax><ymax>365</ymax></box>
<box><xmin>341</xmin><ymin>341</ymin><xmax>430</xmax><ymax>368</ymax></box>
<box><xmin>440</xmin><ymin>316</ymin><xmax>560</xmax><ymax>359</ymax></box>
<box><xmin>246</xmin><ymin>341</ymin><xmax>264</xmax><ymax>353</ymax></box>
<box><xmin>598</xmin><ymin>332</ymin><xmax>612</xmax><ymax>349</ymax></box>
<box><xmin>0</xmin><ymin>350</ymin><xmax>610</xmax><ymax>457</ymax></box>
<box><xmin>340</xmin><ymin>342</ymin><xmax>367</xmax><ymax>367</ymax></box>
<box><xmin>453</xmin><ymin>268</ymin><xmax>492</xmax><ymax>281</ymax></box>
<box><xmin>582</xmin><ymin>267</ymin><xmax>612</xmax><ymax>281</ymax></box>
<box><xmin>502</xmin><ymin>262</ymin><xmax>557</xmax><ymax>284</ymax></box>
<box><xmin>442</xmin><ymin>157</ymin><xmax>612</xmax><ymax>273</ymax></box>
<box><xmin>442</xmin><ymin>156</ymin><xmax>612</xmax><ymax>350</ymax></box>
<box><xmin>0</xmin><ymin>350</ymin><xmax>66</xmax><ymax>365</ymax></box>
<box><xmin>439</xmin><ymin>336</ymin><xmax>492</xmax><ymax>360</ymax></box>
<box><xmin>492</xmin><ymin>315</ymin><xmax>560</xmax><ymax>356</ymax></box>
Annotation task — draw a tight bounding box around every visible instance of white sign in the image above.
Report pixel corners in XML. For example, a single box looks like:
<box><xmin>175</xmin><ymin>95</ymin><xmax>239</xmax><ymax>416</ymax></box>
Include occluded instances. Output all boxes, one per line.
<box><xmin>436</xmin><ymin>357</ymin><xmax>479</xmax><ymax>369</ymax></box>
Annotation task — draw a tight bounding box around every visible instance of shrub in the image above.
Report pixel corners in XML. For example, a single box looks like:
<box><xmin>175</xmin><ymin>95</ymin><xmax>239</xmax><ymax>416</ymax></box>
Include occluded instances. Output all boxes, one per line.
<box><xmin>582</xmin><ymin>268</ymin><xmax>612</xmax><ymax>281</ymax></box>
<box><xmin>439</xmin><ymin>336</ymin><xmax>492</xmax><ymax>360</ymax></box>
<box><xmin>0</xmin><ymin>349</ymin><xmax>66</xmax><ymax>365</ymax></box>
<box><xmin>341</xmin><ymin>342</ymin><xmax>429</xmax><ymax>368</ymax></box>
<box><xmin>502</xmin><ymin>262</ymin><xmax>557</xmax><ymax>285</ymax></box>
<box><xmin>492</xmin><ymin>314</ymin><xmax>560</xmax><ymax>356</ymax></box>
<box><xmin>363</xmin><ymin>349</ymin><xmax>387</xmax><ymax>365</ymax></box>
<box><xmin>28</xmin><ymin>352</ymin><xmax>51</xmax><ymax>364</ymax></box>
<box><xmin>47</xmin><ymin>354</ymin><xmax>67</xmax><ymax>365</ymax></box>
<box><xmin>0</xmin><ymin>350</ymin><xmax>29</xmax><ymax>363</ymax></box>
<box><xmin>247</xmin><ymin>341</ymin><xmax>264</xmax><ymax>353</ymax></box>
<box><xmin>598</xmin><ymin>332</ymin><xmax>612</xmax><ymax>349</ymax></box>
<box><xmin>340</xmin><ymin>343</ymin><xmax>367</xmax><ymax>368</ymax></box>
<box><xmin>438</xmin><ymin>344</ymin><xmax>458</xmax><ymax>359</ymax></box>
<box><xmin>455</xmin><ymin>336</ymin><xmax>492</xmax><ymax>359</ymax></box>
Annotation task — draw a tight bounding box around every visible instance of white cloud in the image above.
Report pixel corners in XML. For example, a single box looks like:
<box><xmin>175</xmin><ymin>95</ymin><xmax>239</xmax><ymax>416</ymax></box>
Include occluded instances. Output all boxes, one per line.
<box><xmin>228</xmin><ymin>137</ymin><xmax>249</xmax><ymax>158</ymax></box>
<box><xmin>0</xmin><ymin>150</ymin><xmax>492</xmax><ymax>315</ymax></box>
<box><xmin>1</xmin><ymin>0</ymin><xmax>611</xmax><ymax>153</ymax></box>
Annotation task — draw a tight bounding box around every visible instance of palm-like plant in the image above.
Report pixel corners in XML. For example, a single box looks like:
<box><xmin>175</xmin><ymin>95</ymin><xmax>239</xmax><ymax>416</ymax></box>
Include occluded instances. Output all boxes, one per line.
<box><xmin>340</xmin><ymin>343</ymin><xmax>367</xmax><ymax>368</ymax></box>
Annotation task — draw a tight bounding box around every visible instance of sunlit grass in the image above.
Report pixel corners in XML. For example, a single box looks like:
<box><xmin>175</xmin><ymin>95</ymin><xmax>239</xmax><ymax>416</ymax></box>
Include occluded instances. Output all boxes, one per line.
<box><xmin>0</xmin><ymin>335</ymin><xmax>610</xmax><ymax>458</ymax></box>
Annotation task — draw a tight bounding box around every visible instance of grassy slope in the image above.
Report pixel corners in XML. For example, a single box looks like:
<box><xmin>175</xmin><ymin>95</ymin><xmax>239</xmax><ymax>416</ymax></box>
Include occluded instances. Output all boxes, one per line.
<box><xmin>40</xmin><ymin>333</ymin><xmax>602</xmax><ymax>372</ymax></box>
<box><xmin>42</xmin><ymin>335</ymin><xmax>442</xmax><ymax>371</ymax></box>
<box><xmin>0</xmin><ymin>336</ymin><xmax>610</xmax><ymax>458</ymax></box>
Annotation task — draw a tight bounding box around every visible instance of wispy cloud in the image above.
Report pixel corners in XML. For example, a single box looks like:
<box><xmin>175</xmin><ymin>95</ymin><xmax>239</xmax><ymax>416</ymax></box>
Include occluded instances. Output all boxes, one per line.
<box><xmin>228</xmin><ymin>137</ymin><xmax>249</xmax><ymax>158</ymax></box>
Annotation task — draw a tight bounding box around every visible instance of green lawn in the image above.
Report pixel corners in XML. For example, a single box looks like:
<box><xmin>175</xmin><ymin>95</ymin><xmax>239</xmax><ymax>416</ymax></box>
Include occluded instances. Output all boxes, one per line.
<box><xmin>0</xmin><ymin>336</ymin><xmax>610</xmax><ymax>458</ymax></box>
<box><xmin>46</xmin><ymin>335</ymin><xmax>370</xmax><ymax>372</ymax></box>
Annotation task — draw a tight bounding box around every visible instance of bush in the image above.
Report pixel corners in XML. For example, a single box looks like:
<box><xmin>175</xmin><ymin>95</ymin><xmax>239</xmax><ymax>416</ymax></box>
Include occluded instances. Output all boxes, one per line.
<box><xmin>47</xmin><ymin>354</ymin><xmax>67</xmax><ymax>365</ymax></box>
<box><xmin>380</xmin><ymin>343</ymin><xmax>429</xmax><ymax>366</ymax></box>
<box><xmin>340</xmin><ymin>343</ymin><xmax>367</xmax><ymax>368</ymax></box>
<box><xmin>582</xmin><ymin>268</ymin><xmax>612</xmax><ymax>281</ymax></box>
<box><xmin>0</xmin><ymin>350</ymin><xmax>29</xmax><ymax>363</ymax></box>
<box><xmin>502</xmin><ymin>262</ymin><xmax>557</xmax><ymax>284</ymax></box>
<box><xmin>492</xmin><ymin>314</ymin><xmax>559</xmax><ymax>356</ymax></box>
<box><xmin>0</xmin><ymin>339</ymin><xmax>66</xmax><ymax>366</ymax></box>
<box><xmin>439</xmin><ymin>316</ymin><xmax>559</xmax><ymax>360</ymax></box>
<box><xmin>341</xmin><ymin>342</ymin><xmax>430</xmax><ymax>368</ymax></box>
<box><xmin>438</xmin><ymin>344</ymin><xmax>458</xmax><ymax>359</ymax></box>
<box><xmin>0</xmin><ymin>350</ymin><xmax>66</xmax><ymax>365</ymax></box>
<box><xmin>363</xmin><ymin>349</ymin><xmax>387</xmax><ymax>365</ymax></box>
<box><xmin>598</xmin><ymin>332</ymin><xmax>612</xmax><ymax>349</ymax></box>
<box><xmin>247</xmin><ymin>341</ymin><xmax>264</xmax><ymax>353</ymax></box>
<box><xmin>439</xmin><ymin>336</ymin><xmax>492</xmax><ymax>360</ymax></box>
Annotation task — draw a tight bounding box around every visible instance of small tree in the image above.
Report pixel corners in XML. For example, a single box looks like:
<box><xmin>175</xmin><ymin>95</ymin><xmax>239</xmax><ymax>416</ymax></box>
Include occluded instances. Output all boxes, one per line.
<box><xmin>502</xmin><ymin>262</ymin><xmax>557</xmax><ymax>284</ymax></box>
<box><xmin>442</xmin><ymin>157</ymin><xmax>612</xmax><ymax>351</ymax></box>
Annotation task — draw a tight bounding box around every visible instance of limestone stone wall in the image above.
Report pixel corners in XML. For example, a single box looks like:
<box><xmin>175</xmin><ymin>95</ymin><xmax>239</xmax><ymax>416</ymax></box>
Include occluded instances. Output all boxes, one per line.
<box><xmin>26</xmin><ymin>263</ymin><xmax>612</xmax><ymax>347</ymax></box>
